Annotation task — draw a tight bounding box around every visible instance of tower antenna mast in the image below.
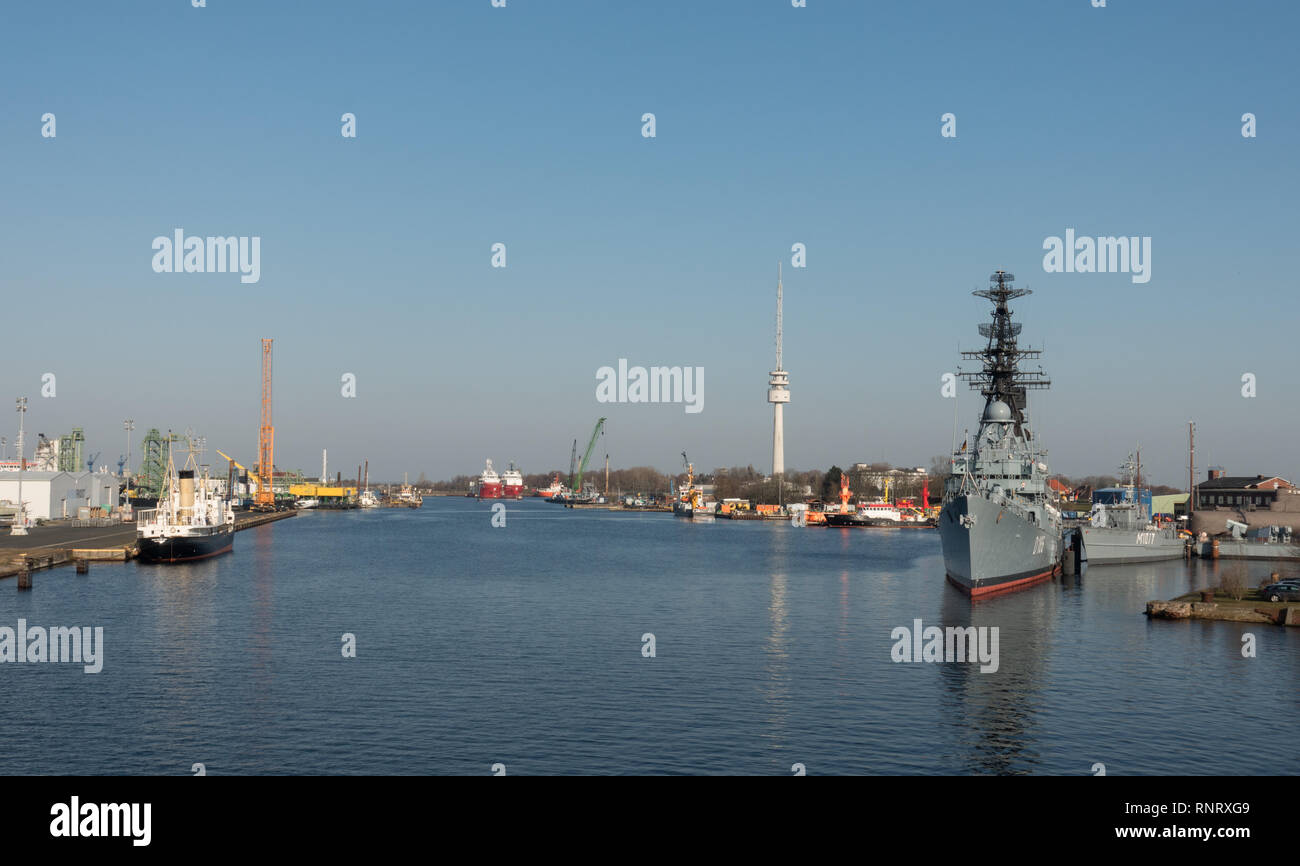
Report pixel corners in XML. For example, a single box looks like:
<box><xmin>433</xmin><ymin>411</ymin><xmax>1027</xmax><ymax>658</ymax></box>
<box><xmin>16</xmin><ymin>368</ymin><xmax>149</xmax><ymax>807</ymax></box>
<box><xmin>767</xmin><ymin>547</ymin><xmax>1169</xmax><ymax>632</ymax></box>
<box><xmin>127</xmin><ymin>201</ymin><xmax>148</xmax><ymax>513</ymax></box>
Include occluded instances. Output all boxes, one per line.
<box><xmin>767</xmin><ymin>263</ymin><xmax>791</xmax><ymax>485</ymax></box>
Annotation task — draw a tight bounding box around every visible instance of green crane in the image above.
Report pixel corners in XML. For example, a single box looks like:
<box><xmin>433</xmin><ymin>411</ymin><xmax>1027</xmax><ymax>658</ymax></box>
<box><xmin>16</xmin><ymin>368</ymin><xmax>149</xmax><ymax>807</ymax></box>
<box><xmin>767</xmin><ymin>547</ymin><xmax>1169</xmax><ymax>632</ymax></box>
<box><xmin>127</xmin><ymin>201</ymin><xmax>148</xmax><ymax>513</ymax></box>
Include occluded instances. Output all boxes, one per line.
<box><xmin>573</xmin><ymin>418</ymin><xmax>606</xmax><ymax>498</ymax></box>
<box><xmin>136</xmin><ymin>428</ymin><xmax>170</xmax><ymax>499</ymax></box>
<box><xmin>568</xmin><ymin>439</ymin><xmax>578</xmax><ymax>489</ymax></box>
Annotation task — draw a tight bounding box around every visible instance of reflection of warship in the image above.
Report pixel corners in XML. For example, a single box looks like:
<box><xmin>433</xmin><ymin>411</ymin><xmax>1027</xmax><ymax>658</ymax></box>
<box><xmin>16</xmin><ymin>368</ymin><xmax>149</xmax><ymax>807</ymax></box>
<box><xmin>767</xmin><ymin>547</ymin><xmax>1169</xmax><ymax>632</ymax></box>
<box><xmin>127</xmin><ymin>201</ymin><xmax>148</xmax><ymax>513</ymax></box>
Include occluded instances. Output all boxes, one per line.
<box><xmin>940</xmin><ymin>271</ymin><xmax>1061</xmax><ymax>597</ymax></box>
<box><xmin>1078</xmin><ymin>453</ymin><xmax>1186</xmax><ymax>564</ymax></box>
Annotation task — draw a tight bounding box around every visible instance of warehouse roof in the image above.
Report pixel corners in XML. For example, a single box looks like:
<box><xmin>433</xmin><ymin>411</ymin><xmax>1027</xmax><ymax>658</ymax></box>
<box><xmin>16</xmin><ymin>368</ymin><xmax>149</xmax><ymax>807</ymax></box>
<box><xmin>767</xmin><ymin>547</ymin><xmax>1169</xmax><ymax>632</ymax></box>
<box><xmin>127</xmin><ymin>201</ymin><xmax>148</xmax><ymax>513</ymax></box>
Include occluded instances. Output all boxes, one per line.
<box><xmin>1200</xmin><ymin>475</ymin><xmax>1290</xmax><ymax>490</ymax></box>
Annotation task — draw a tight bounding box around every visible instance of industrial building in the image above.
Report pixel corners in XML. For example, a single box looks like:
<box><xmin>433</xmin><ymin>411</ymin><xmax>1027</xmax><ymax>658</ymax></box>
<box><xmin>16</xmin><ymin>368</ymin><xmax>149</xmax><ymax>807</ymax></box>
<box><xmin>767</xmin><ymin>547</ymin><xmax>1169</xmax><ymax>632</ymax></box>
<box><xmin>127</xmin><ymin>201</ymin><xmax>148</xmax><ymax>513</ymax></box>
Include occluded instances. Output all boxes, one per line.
<box><xmin>0</xmin><ymin>470</ymin><xmax>120</xmax><ymax>520</ymax></box>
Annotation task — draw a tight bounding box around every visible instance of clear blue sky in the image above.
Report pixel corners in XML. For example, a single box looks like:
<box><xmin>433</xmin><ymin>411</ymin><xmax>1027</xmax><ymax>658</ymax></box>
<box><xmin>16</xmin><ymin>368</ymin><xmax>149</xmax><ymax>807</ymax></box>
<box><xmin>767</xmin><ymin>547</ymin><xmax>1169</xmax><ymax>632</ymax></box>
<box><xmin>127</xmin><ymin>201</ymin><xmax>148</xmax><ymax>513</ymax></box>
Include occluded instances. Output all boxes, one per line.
<box><xmin>1</xmin><ymin>0</ymin><xmax>1295</xmax><ymax>487</ymax></box>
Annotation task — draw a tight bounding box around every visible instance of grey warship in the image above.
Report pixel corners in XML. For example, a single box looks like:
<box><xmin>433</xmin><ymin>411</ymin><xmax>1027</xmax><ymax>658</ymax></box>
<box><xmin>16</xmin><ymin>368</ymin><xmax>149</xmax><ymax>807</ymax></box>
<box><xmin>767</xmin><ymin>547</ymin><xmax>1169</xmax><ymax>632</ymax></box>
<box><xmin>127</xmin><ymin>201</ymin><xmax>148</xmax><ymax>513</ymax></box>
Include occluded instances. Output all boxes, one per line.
<box><xmin>940</xmin><ymin>271</ymin><xmax>1062</xmax><ymax>597</ymax></box>
<box><xmin>1077</xmin><ymin>453</ymin><xmax>1187</xmax><ymax>565</ymax></box>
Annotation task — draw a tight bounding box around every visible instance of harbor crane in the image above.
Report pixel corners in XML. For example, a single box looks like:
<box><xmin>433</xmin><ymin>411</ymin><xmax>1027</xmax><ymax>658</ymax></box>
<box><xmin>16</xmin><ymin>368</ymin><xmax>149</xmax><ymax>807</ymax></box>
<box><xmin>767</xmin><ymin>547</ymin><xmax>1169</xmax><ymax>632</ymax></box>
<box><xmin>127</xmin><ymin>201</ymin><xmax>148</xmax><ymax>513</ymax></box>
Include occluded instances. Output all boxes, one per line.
<box><xmin>572</xmin><ymin>418</ymin><xmax>606</xmax><ymax>498</ymax></box>
<box><xmin>216</xmin><ymin>449</ymin><xmax>249</xmax><ymax>474</ymax></box>
<box><xmin>255</xmin><ymin>338</ymin><xmax>276</xmax><ymax>510</ymax></box>
<box><xmin>217</xmin><ymin>449</ymin><xmax>250</xmax><ymax>505</ymax></box>
<box><xmin>568</xmin><ymin>439</ymin><xmax>578</xmax><ymax>490</ymax></box>
<box><xmin>85</xmin><ymin>452</ymin><xmax>101</xmax><ymax>473</ymax></box>
<box><xmin>679</xmin><ymin>451</ymin><xmax>700</xmax><ymax>511</ymax></box>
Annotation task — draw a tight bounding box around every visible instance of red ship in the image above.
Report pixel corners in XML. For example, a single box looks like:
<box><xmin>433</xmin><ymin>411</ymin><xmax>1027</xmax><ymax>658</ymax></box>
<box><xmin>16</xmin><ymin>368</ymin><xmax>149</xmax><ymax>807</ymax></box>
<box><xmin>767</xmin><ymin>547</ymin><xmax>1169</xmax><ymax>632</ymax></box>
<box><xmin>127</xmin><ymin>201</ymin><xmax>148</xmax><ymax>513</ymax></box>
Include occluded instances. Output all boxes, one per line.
<box><xmin>501</xmin><ymin>462</ymin><xmax>525</xmax><ymax>500</ymax></box>
<box><xmin>534</xmin><ymin>473</ymin><xmax>568</xmax><ymax>499</ymax></box>
<box><xmin>476</xmin><ymin>459</ymin><xmax>503</xmax><ymax>499</ymax></box>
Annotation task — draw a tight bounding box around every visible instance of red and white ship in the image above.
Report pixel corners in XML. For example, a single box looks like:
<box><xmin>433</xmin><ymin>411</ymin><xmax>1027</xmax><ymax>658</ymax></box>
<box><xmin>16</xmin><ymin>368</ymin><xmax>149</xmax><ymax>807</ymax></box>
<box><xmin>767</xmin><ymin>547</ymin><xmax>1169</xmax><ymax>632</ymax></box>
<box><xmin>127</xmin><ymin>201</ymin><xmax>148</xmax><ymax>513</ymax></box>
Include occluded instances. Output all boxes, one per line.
<box><xmin>534</xmin><ymin>473</ymin><xmax>568</xmax><ymax>499</ymax></box>
<box><xmin>501</xmin><ymin>462</ymin><xmax>525</xmax><ymax>500</ymax></box>
<box><xmin>476</xmin><ymin>459</ymin><xmax>503</xmax><ymax>499</ymax></box>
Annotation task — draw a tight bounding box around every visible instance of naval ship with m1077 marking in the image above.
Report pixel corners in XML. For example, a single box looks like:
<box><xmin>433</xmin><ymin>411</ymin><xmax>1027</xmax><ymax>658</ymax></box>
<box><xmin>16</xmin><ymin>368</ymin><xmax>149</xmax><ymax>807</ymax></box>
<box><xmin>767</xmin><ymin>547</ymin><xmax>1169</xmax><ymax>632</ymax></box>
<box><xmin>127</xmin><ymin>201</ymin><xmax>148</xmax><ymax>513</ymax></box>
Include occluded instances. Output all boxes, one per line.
<box><xmin>1076</xmin><ymin>453</ymin><xmax>1187</xmax><ymax>565</ymax></box>
<box><xmin>940</xmin><ymin>271</ymin><xmax>1062</xmax><ymax>598</ymax></box>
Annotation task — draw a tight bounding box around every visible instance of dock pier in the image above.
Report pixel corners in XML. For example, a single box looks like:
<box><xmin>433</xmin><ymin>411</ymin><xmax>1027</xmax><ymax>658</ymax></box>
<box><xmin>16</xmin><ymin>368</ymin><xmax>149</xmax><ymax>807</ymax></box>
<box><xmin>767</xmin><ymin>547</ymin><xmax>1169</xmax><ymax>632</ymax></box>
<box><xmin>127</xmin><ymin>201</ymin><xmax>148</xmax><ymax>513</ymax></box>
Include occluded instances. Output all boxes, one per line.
<box><xmin>0</xmin><ymin>509</ymin><xmax>297</xmax><ymax>582</ymax></box>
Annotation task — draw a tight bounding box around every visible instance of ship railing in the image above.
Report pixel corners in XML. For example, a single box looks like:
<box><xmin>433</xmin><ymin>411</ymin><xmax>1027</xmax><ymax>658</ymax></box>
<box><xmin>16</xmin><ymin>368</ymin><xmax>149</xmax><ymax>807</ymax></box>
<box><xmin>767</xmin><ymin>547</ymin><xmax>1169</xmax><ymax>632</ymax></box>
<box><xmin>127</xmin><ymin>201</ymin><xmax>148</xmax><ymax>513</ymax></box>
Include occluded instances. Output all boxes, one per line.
<box><xmin>980</xmin><ymin>485</ymin><xmax>1032</xmax><ymax>516</ymax></box>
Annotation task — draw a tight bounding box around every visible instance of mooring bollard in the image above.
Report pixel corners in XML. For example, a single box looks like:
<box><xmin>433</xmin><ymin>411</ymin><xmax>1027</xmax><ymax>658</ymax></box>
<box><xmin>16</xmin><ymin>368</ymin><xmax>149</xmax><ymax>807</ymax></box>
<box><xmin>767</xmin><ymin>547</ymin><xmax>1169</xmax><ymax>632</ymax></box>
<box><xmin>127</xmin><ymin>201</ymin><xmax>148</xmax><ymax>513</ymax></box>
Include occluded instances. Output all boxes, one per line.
<box><xmin>76</xmin><ymin>559</ymin><xmax>89</xmax><ymax>575</ymax></box>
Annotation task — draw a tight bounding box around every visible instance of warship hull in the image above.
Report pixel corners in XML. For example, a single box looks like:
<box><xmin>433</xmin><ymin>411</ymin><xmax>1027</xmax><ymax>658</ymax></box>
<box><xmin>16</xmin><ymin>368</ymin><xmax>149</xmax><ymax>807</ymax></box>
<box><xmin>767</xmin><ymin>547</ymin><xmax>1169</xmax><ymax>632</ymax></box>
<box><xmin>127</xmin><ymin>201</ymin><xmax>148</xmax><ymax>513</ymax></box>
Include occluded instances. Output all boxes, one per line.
<box><xmin>940</xmin><ymin>494</ymin><xmax>1060</xmax><ymax>597</ymax></box>
<box><xmin>1078</xmin><ymin>526</ymin><xmax>1185</xmax><ymax>565</ymax></box>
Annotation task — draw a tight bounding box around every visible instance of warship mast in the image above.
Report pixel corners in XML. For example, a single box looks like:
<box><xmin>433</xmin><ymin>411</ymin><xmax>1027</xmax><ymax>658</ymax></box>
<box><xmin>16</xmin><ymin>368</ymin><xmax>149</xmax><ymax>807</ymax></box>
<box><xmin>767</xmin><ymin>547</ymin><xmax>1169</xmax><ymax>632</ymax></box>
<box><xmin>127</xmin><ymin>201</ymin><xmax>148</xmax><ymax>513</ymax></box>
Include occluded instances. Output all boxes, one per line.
<box><xmin>958</xmin><ymin>270</ymin><xmax>1050</xmax><ymax>436</ymax></box>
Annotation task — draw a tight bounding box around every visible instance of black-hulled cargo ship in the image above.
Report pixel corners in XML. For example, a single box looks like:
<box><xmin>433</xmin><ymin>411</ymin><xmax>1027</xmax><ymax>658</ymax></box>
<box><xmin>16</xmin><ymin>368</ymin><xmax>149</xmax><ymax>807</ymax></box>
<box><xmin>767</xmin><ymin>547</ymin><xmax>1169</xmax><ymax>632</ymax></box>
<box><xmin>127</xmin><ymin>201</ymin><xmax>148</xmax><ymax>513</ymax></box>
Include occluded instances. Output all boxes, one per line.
<box><xmin>137</xmin><ymin>447</ymin><xmax>235</xmax><ymax>564</ymax></box>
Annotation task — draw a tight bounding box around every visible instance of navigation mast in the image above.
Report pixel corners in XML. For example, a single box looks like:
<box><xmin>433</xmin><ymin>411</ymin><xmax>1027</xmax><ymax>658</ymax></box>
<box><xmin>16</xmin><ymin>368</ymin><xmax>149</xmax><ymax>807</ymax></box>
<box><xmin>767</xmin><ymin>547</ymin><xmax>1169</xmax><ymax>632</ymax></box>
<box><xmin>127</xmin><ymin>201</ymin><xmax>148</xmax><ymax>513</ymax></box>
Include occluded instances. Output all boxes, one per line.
<box><xmin>957</xmin><ymin>270</ymin><xmax>1051</xmax><ymax>435</ymax></box>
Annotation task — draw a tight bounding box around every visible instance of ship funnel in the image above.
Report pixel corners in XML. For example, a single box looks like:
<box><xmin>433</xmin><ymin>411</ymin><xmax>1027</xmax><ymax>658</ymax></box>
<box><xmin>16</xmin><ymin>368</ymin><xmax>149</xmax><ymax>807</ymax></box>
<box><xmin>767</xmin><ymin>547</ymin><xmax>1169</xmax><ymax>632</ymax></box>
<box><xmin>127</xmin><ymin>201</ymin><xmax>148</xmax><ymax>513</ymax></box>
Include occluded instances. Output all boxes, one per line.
<box><xmin>179</xmin><ymin>469</ymin><xmax>196</xmax><ymax>512</ymax></box>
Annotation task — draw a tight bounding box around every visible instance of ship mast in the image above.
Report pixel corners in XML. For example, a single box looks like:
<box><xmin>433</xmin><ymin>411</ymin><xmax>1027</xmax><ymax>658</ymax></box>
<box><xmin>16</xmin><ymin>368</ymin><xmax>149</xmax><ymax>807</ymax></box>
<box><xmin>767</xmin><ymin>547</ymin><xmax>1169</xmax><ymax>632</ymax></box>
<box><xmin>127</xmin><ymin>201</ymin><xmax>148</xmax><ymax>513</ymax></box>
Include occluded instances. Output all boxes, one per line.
<box><xmin>957</xmin><ymin>270</ymin><xmax>1050</xmax><ymax>435</ymax></box>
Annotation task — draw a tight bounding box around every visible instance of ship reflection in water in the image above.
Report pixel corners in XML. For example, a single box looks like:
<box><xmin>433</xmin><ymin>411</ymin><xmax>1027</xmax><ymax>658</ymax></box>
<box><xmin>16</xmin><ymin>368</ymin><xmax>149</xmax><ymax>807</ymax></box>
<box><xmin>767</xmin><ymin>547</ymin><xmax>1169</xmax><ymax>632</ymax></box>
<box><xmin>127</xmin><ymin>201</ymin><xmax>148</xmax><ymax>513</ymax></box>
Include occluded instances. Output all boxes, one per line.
<box><xmin>0</xmin><ymin>500</ymin><xmax>1294</xmax><ymax>775</ymax></box>
<box><xmin>937</xmin><ymin>583</ymin><xmax>1058</xmax><ymax>775</ymax></box>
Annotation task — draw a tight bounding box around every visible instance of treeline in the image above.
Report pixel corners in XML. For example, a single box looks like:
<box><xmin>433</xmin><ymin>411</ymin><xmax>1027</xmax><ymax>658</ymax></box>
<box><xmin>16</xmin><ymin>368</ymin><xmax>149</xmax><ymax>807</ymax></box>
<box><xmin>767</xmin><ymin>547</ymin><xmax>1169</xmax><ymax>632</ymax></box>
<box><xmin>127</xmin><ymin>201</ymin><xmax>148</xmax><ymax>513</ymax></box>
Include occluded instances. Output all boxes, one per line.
<box><xmin>708</xmin><ymin>460</ymin><xmax>950</xmax><ymax>505</ymax></box>
<box><xmin>418</xmin><ymin>460</ymin><xmax>1182</xmax><ymax>498</ymax></box>
<box><xmin>1054</xmin><ymin>475</ymin><xmax>1183</xmax><ymax>495</ymax></box>
<box><xmin>419</xmin><ymin>459</ymin><xmax>955</xmax><ymax>502</ymax></box>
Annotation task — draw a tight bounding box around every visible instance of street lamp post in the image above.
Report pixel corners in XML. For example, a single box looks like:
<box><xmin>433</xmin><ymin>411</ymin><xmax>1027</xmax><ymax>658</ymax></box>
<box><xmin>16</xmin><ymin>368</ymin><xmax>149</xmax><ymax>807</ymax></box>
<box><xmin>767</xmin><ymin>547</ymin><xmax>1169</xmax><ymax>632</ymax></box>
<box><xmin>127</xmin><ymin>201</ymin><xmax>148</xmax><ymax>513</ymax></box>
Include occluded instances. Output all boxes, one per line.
<box><xmin>124</xmin><ymin>419</ymin><xmax>134</xmax><ymax>484</ymax></box>
<box><xmin>12</xmin><ymin>397</ymin><xmax>28</xmax><ymax>536</ymax></box>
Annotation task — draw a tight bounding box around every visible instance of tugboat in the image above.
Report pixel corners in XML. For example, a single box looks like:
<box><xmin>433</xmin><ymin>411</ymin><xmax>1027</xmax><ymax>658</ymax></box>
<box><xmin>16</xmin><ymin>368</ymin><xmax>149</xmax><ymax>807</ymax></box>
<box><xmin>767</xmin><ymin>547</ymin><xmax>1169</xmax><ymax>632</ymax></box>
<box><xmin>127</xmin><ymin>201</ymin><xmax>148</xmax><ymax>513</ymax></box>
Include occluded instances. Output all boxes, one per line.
<box><xmin>673</xmin><ymin>455</ymin><xmax>700</xmax><ymax>518</ymax></box>
<box><xmin>358</xmin><ymin>461</ymin><xmax>381</xmax><ymax>508</ymax></box>
<box><xmin>383</xmin><ymin>474</ymin><xmax>424</xmax><ymax>508</ymax></box>
<box><xmin>939</xmin><ymin>271</ymin><xmax>1061</xmax><ymax>597</ymax></box>
<box><xmin>535</xmin><ymin>473</ymin><xmax>568</xmax><ymax>499</ymax></box>
<box><xmin>137</xmin><ymin>444</ymin><xmax>236</xmax><ymax>563</ymax></box>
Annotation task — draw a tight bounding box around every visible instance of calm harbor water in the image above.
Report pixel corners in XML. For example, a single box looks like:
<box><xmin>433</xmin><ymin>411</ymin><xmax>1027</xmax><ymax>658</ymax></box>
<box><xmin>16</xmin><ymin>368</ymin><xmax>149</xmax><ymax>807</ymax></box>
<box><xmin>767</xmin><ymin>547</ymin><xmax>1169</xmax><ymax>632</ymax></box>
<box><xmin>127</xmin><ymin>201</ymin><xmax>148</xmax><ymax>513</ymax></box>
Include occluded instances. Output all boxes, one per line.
<box><xmin>2</xmin><ymin>497</ymin><xmax>1296</xmax><ymax>775</ymax></box>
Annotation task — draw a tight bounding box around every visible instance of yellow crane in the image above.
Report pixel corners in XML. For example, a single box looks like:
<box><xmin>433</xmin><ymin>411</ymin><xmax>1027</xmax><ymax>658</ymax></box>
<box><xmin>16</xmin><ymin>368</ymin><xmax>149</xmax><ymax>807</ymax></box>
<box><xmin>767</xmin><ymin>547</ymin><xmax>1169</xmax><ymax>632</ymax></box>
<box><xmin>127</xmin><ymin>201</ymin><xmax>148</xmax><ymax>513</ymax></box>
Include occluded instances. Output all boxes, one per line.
<box><xmin>216</xmin><ymin>450</ymin><xmax>248</xmax><ymax>474</ymax></box>
<box><xmin>216</xmin><ymin>450</ymin><xmax>249</xmax><ymax>505</ymax></box>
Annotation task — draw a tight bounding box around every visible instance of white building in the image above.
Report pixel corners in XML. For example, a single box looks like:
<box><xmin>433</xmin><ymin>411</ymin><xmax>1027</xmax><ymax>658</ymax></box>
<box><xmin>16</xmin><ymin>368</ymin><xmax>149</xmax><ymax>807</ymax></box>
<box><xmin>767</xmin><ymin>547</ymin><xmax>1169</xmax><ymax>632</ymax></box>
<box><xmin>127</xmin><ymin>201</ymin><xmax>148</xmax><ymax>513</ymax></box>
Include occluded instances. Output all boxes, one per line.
<box><xmin>0</xmin><ymin>470</ymin><xmax>119</xmax><ymax>520</ymax></box>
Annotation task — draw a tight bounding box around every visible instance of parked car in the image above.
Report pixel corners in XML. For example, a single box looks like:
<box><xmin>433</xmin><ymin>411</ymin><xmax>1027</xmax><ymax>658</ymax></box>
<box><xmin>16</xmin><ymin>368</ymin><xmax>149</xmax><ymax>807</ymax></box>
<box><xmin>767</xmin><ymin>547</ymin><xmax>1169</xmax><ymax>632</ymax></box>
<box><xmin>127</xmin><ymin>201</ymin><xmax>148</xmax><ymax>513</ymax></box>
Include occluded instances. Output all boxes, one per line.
<box><xmin>1261</xmin><ymin>581</ymin><xmax>1300</xmax><ymax>602</ymax></box>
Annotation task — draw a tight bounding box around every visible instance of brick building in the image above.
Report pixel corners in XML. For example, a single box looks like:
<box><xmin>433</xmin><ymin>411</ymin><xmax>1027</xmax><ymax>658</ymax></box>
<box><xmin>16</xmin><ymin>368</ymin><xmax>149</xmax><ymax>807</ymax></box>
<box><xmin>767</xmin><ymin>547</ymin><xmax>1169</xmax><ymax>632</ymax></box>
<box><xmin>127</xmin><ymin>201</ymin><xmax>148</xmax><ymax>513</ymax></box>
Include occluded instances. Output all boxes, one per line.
<box><xmin>1195</xmin><ymin>471</ymin><xmax>1292</xmax><ymax>510</ymax></box>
